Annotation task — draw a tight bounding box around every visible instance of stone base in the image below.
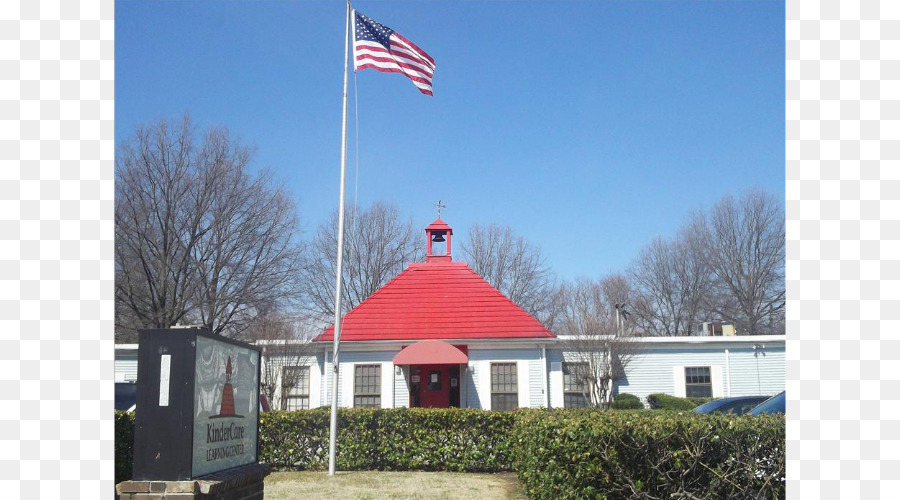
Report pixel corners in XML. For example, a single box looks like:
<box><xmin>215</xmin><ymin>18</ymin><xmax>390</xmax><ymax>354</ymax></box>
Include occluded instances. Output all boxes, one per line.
<box><xmin>116</xmin><ymin>463</ymin><xmax>271</xmax><ymax>500</ymax></box>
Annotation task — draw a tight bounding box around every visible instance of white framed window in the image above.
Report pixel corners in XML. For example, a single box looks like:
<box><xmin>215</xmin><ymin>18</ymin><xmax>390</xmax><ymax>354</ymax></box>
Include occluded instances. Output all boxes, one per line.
<box><xmin>283</xmin><ymin>366</ymin><xmax>310</xmax><ymax>410</ymax></box>
<box><xmin>354</xmin><ymin>364</ymin><xmax>381</xmax><ymax>408</ymax></box>
<box><xmin>684</xmin><ymin>366</ymin><xmax>712</xmax><ymax>398</ymax></box>
<box><xmin>490</xmin><ymin>362</ymin><xmax>518</xmax><ymax>411</ymax></box>
<box><xmin>562</xmin><ymin>362</ymin><xmax>590</xmax><ymax>408</ymax></box>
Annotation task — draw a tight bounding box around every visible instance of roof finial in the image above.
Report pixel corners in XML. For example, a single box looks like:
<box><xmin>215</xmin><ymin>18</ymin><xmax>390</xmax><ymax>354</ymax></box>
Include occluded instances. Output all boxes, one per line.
<box><xmin>435</xmin><ymin>200</ymin><xmax>446</xmax><ymax>219</ymax></box>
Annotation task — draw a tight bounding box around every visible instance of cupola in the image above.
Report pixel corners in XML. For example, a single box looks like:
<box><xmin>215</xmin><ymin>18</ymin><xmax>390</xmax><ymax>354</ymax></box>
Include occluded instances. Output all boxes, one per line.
<box><xmin>425</xmin><ymin>219</ymin><xmax>453</xmax><ymax>263</ymax></box>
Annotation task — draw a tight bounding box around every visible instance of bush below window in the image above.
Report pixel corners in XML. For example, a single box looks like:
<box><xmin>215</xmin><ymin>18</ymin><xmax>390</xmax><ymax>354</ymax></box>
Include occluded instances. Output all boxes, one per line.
<box><xmin>512</xmin><ymin>410</ymin><xmax>785</xmax><ymax>499</ymax></box>
<box><xmin>610</xmin><ymin>392</ymin><xmax>644</xmax><ymax>409</ymax></box>
<box><xmin>647</xmin><ymin>392</ymin><xmax>714</xmax><ymax>410</ymax></box>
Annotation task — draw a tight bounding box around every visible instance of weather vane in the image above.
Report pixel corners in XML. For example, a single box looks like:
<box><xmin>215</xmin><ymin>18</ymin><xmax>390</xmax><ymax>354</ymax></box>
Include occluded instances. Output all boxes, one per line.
<box><xmin>435</xmin><ymin>200</ymin><xmax>446</xmax><ymax>219</ymax></box>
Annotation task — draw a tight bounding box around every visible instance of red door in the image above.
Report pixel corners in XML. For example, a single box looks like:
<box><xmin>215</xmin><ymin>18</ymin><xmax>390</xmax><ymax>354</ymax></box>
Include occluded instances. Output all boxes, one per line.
<box><xmin>419</xmin><ymin>364</ymin><xmax>450</xmax><ymax>408</ymax></box>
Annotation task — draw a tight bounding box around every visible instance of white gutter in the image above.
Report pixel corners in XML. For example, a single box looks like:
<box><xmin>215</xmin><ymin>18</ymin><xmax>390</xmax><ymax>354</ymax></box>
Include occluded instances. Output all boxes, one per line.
<box><xmin>553</xmin><ymin>334</ymin><xmax>786</xmax><ymax>345</ymax></box>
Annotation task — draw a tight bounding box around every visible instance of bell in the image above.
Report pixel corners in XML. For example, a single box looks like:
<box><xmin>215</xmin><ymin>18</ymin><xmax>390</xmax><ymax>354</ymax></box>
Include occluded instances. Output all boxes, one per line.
<box><xmin>432</xmin><ymin>232</ymin><xmax>446</xmax><ymax>243</ymax></box>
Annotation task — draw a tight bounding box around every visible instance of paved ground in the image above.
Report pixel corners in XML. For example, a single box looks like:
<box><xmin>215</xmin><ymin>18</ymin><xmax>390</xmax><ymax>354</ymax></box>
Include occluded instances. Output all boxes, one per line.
<box><xmin>264</xmin><ymin>471</ymin><xmax>527</xmax><ymax>500</ymax></box>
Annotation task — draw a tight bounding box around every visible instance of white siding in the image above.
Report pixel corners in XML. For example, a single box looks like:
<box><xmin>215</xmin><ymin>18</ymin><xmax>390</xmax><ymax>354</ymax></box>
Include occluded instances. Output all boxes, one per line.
<box><xmin>465</xmin><ymin>359</ymin><xmax>485</xmax><ymax>409</ymax></box>
<box><xmin>312</xmin><ymin>353</ymin><xmax>324</xmax><ymax>407</ymax></box>
<box><xmin>319</xmin><ymin>346</ymin><xmax>545</xmax><ymax>410</ymax></box>
<box><xmin>723</xmin><ymin>345</ymin><xmax>785</xmax><ymax>397</ymax></box>
<box><xmin>336</xmin><ymin>350</ymin><xmax>399</xmax><ymax>409</ymax></box>
<box><xmin>529</xmin><ymin>357</ymin><xmax>546</xmax><ymax>408</ymax></box>
<box><xmin>621</xmin><ymin>347</ymin><xmax>726</xmax><ymax>401</ymax></box>
<box><xmin>547</xmin><ymin>350</ymin><xmax>564</xmax><ymax>408</ymax></box>
<box><xmin>547</xmin><ymin>350</ymin><xmax>597</xmax><ymax>408</ymax></box>
<box><xmin>323</xmin><ymin>351</ymin><xmax>333</xmax><ymax>407</ymax></box>
<box><xmin>395</xmin><ymin>366</ymin><xmax>409</xmax><ymax>408</ymax></box>
<box><xmin>614</xmin><ymin>343</ymin><xmax>785</xmax><ymax>402</ymax></box>
<box><xmin>115</xmin><ymin>353</ymin><xmax>139</xmax><ymax>382</ymax></box>
<box><xmin>273</xmin><ymin>355</ymin><xmax>320</xmax><ymax>410</ymax></box>
<box><xmin>466</xmin><ymin>347</ymin><xmax>541</xmax><ymax>410</ymax></box>
<box><xmin>546</xmin><ymin>340</ymin><xmax>785</xmax><ymax>406</ymax></box>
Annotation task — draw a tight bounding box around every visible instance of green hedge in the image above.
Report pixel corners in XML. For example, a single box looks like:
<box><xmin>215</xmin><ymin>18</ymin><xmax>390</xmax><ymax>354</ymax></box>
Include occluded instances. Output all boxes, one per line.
<box><xmin>115</xmin><ymin>411</ymin><xmax>135</xmax><ymax>484</ymax></box>
<box><xmin>116</xmin><ymin>406</ymin><xmax>785</xmax><ymax>500</ymax></box>
<box><xmin>610</xmin><ymin>393</ymin><xmax>643</xmax><ymax>410</ymax></box>
<box><xmin>259</xmin><ymin>408</ymin><xmax>517</xmax><ymax>472</ymax></box>
<box><xmin>512</xmin><ymin>409</ymin><xmax>785</xmax><ymax>499</ymax></box>
<box><xmin>115</xmin><ymin>408</ymin><xmax>516</xmax><ymax>480</ymax></box>
<box><xmin>647</xmin><ymin>393</ymin><xmax>713</xmax><ymax>410</ymax></box>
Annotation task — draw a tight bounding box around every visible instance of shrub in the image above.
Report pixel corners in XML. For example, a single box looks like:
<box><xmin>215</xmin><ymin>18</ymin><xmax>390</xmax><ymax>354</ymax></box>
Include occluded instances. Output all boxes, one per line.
<box><xmin>114</xmin><ymin>411</ymin><xmax>136</xmax><ymax>484</ymax></box>
<box><xmin>116</xmin><ymin>405</ymin><xmax>785</xmax><ymax>500</ymax></box>
<box><xmin>116</xmin><ymin>407</ymin><xmax>517</xmax><ymax>480</ymax></box>
<box><xmin>259</xmin><ymin>407</ymin><xmax>518</xmax><ymax>472</ymax></box>
<box><xmin>611</xmin><ymin>393</ymin><xmax>643</xmax><ymax>409</ymax></box>
<box><xmin>512</xmin><ymin>409</ymin><xmax>785</xmax><ymax>500</ymax></box>
<box><xmin>647</xmin><ymin>393</ymin><xmax>713</xmax><ymax>410</ymax></box>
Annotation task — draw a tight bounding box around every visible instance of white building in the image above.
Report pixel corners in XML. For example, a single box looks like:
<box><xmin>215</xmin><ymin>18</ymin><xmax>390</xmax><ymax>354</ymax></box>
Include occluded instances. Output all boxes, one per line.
<box><xmin>115</xmin><ymin>219</ymin><xmax>785</xmax><ymax>409</ymax></box>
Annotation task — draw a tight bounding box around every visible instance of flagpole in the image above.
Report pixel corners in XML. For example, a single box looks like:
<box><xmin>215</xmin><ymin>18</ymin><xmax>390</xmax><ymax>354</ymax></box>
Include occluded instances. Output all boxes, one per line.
<box><xmin>328</xmin><ymin>0</ymin><xmax>352</xmax><ymax>477</ymax></box>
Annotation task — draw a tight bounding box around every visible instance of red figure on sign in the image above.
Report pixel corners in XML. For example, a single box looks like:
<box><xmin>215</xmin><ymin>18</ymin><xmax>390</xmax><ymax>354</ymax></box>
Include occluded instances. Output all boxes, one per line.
<box><xmin>218</xmin><ymin>357</ymin><xmax>236</xmax><ymax>417</ymax></box>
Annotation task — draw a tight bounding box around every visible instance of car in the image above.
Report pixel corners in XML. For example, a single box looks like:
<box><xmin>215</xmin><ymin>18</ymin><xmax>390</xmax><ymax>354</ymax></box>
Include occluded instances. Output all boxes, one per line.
<box><xmin>693</xmin><ymin>395</ymin><xmax>771</xmax><ymax>415</ymax></box>
<box><xmin>747</xmin><ymin>390</ymin><xmax>785</xmax><ymax>416</ymax></box>
<box><xmin>115</xmin><ymin>382</ymin><xmax>137</xmax><ymax>412</ymax></box>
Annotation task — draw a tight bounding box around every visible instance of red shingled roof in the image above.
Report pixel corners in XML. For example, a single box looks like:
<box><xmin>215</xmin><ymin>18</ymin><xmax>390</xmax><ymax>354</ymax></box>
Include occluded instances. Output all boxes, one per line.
<box><xmin>425</xmin><ymin>219</ymin><xmax>453</xmax><ymax>232</ymax></box>
<box><xmin>315</xmin><ymin>262</ymin><xmax>555</xmax><ymax>342</ymax></box>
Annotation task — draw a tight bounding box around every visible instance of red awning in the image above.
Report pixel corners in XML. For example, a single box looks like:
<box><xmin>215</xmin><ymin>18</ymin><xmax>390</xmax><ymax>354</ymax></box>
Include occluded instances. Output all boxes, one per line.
<box><xmin>393</xmin><ymin>340</ymin><xmax>468</xmax><ymax>365</ymax></box>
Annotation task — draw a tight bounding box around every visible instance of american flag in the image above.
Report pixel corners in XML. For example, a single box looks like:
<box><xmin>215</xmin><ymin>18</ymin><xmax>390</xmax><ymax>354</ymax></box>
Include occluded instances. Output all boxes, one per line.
<box><xmin>353</xmin><ymin>10</ymin><xmax>436</xmax><ymax>96</ymax></box>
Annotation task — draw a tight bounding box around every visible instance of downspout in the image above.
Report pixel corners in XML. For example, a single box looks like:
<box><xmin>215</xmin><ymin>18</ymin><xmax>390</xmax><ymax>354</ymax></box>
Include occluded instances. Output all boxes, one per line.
<box><xmin>725</xmin><ymin>348</ymin><xmax>731</xmax><ymax>397</ymax></box>
<box><xmin>541</xmin><ymin>345</ymin><xmax>549</xmax><ymax>408</ymax></box>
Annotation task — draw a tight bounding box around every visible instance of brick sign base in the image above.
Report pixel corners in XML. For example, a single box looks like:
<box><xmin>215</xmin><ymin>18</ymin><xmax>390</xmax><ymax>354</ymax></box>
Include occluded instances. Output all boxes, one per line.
<box><xmin>116</xmin><ymin>464</ymin><xmax>271</xmax><ymax>500</ymax></box>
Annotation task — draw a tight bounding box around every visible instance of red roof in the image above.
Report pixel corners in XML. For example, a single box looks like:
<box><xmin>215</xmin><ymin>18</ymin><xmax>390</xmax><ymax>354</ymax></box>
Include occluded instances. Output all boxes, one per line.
<box><xmin>315</xmin><ymin>262</ymin><xmax>555</xmax><ymax>342</ymax></box>
<box><xmin>425</xmin><ymin>219</ymin><xmax>453</xmax><ymax>233</ymax></box>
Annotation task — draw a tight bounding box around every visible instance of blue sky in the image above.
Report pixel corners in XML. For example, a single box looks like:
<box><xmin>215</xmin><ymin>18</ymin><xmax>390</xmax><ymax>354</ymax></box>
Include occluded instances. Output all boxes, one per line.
<box><xmin>115</xmin><ymin>0</ymin><xmax>785</xmax><ymax>282</ymax></box>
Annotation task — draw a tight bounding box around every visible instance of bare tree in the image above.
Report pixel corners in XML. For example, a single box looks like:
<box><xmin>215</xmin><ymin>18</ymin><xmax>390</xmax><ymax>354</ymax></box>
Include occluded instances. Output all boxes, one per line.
<box><xmin>115</xmin><ymin>116</ymin><xmax>304</xmax><ymax>340</ymax></box>
<box><xmin>299</xmin><ymin>201</ymin><xmax>422</xmax><ymax>320</ymax></box>
<box><xmin>699</xmin><ymin>189</ymin><xmax>785</xmax><ymax>335</ymax></box>
<box><xmin>459</xmin><ymin>223</ymin><xmax>558</xmax><ymax>328</ymax></box>
<box><xmin>558</xmin><ymin>275</ymin><xmax>641</xmax><ymax>407</ymax></box>
<box><xmin>629</xmin><ymin>221</ymin><xmax>713</xmax><ymax>336</ymax></box>
<box><xmin>248</xmin><ymin>312</ymin><xmax>317</xmax><ymax>410</ymax></box>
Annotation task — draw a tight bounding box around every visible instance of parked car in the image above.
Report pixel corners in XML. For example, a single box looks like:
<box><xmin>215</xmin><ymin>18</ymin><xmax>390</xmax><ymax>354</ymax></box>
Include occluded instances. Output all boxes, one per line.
<box><xmin>747</xmin><ymin>391</ymin><xmax>785</xmax><ymax>416</ymax></box>
<box><xmin>115</xmin><ymin>382</ymin><xmax>137</xmax><ymax>412</ymax></box>
<box><xmin>693</xmin><ymin>395</ymin><xmax>770</xmax><ymax>415</ymax></box>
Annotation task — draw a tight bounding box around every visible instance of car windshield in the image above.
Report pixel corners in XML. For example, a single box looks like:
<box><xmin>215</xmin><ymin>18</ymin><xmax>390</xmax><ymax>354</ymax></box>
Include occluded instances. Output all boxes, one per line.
<box><xmin>748</xmin><ymin>391</ymin><xmax>785</xmax><ymax>415</ymax></box>
<box><xmin>693</xmin><ymin>399</ymin><xmax>729</xmax><ymax>413</ymax></box>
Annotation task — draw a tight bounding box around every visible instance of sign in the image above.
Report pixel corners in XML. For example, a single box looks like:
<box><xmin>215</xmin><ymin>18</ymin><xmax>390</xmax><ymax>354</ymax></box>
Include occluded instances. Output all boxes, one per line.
<box><xmin>131</xmin><ymin>328</ymin><xmax>262</xmax><ymax>481</ymax></box>
<box><xmin>191</xmin><ymin>335</ymin><xmax>260</xmax><ymax>477</ymax></box>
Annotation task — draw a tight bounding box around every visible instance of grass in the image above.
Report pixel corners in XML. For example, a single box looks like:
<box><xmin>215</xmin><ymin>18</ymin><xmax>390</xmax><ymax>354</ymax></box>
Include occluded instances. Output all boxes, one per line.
<box><xmin>264</xmin><ymin>471</ymin><xmax>527</xmax><ymax>500</ymax></box>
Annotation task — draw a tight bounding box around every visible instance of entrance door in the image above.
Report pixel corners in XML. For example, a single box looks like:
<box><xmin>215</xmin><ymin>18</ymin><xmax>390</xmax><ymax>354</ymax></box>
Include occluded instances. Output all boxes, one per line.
<box><xmin>409</xmin><ymin>364</ymin><xmax>462</xmax><ymax>408</ymax></box>
<box><xmin>420</xmin><ymin>364</ymin><xmax>450</xmax><ymax>408</ymax></box>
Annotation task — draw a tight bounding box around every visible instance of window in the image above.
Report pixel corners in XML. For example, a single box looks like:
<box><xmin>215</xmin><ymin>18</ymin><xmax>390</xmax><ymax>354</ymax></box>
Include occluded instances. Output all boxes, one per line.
<box><xmin>684</xmin><ymin>367</ymin><xmax>712</xmax><ymax>398</ymax></box>
<box><xmin>490</xmin><ymin>362</ymin><xmax>518</xmax><ymax>411</ymax></box>
<box><xmin>562</xmin><ymin>362</ymin><xmax>589</xmax><ymax>408</ymax></box>
<box><xmin>354</xmin><ymin>364</ymin><xmax>381</xmax><ymax>408</ymax></box>
<box><xmin>426</xmin><ymin>370</ymin><xmax>442</xmax><ymax>391</ymax></box>
<box><xmin>283</xmin><ymin>366</ymin><xmax>310</xmax><ymax>410</ymax></box>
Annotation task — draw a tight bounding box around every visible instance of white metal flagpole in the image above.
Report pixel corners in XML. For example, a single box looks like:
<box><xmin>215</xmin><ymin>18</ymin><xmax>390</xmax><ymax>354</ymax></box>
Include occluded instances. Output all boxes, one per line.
<box><xmin>328</xmin><ymin>0</ymin><xmax>352</xmax><ymax>476</ymax></box>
